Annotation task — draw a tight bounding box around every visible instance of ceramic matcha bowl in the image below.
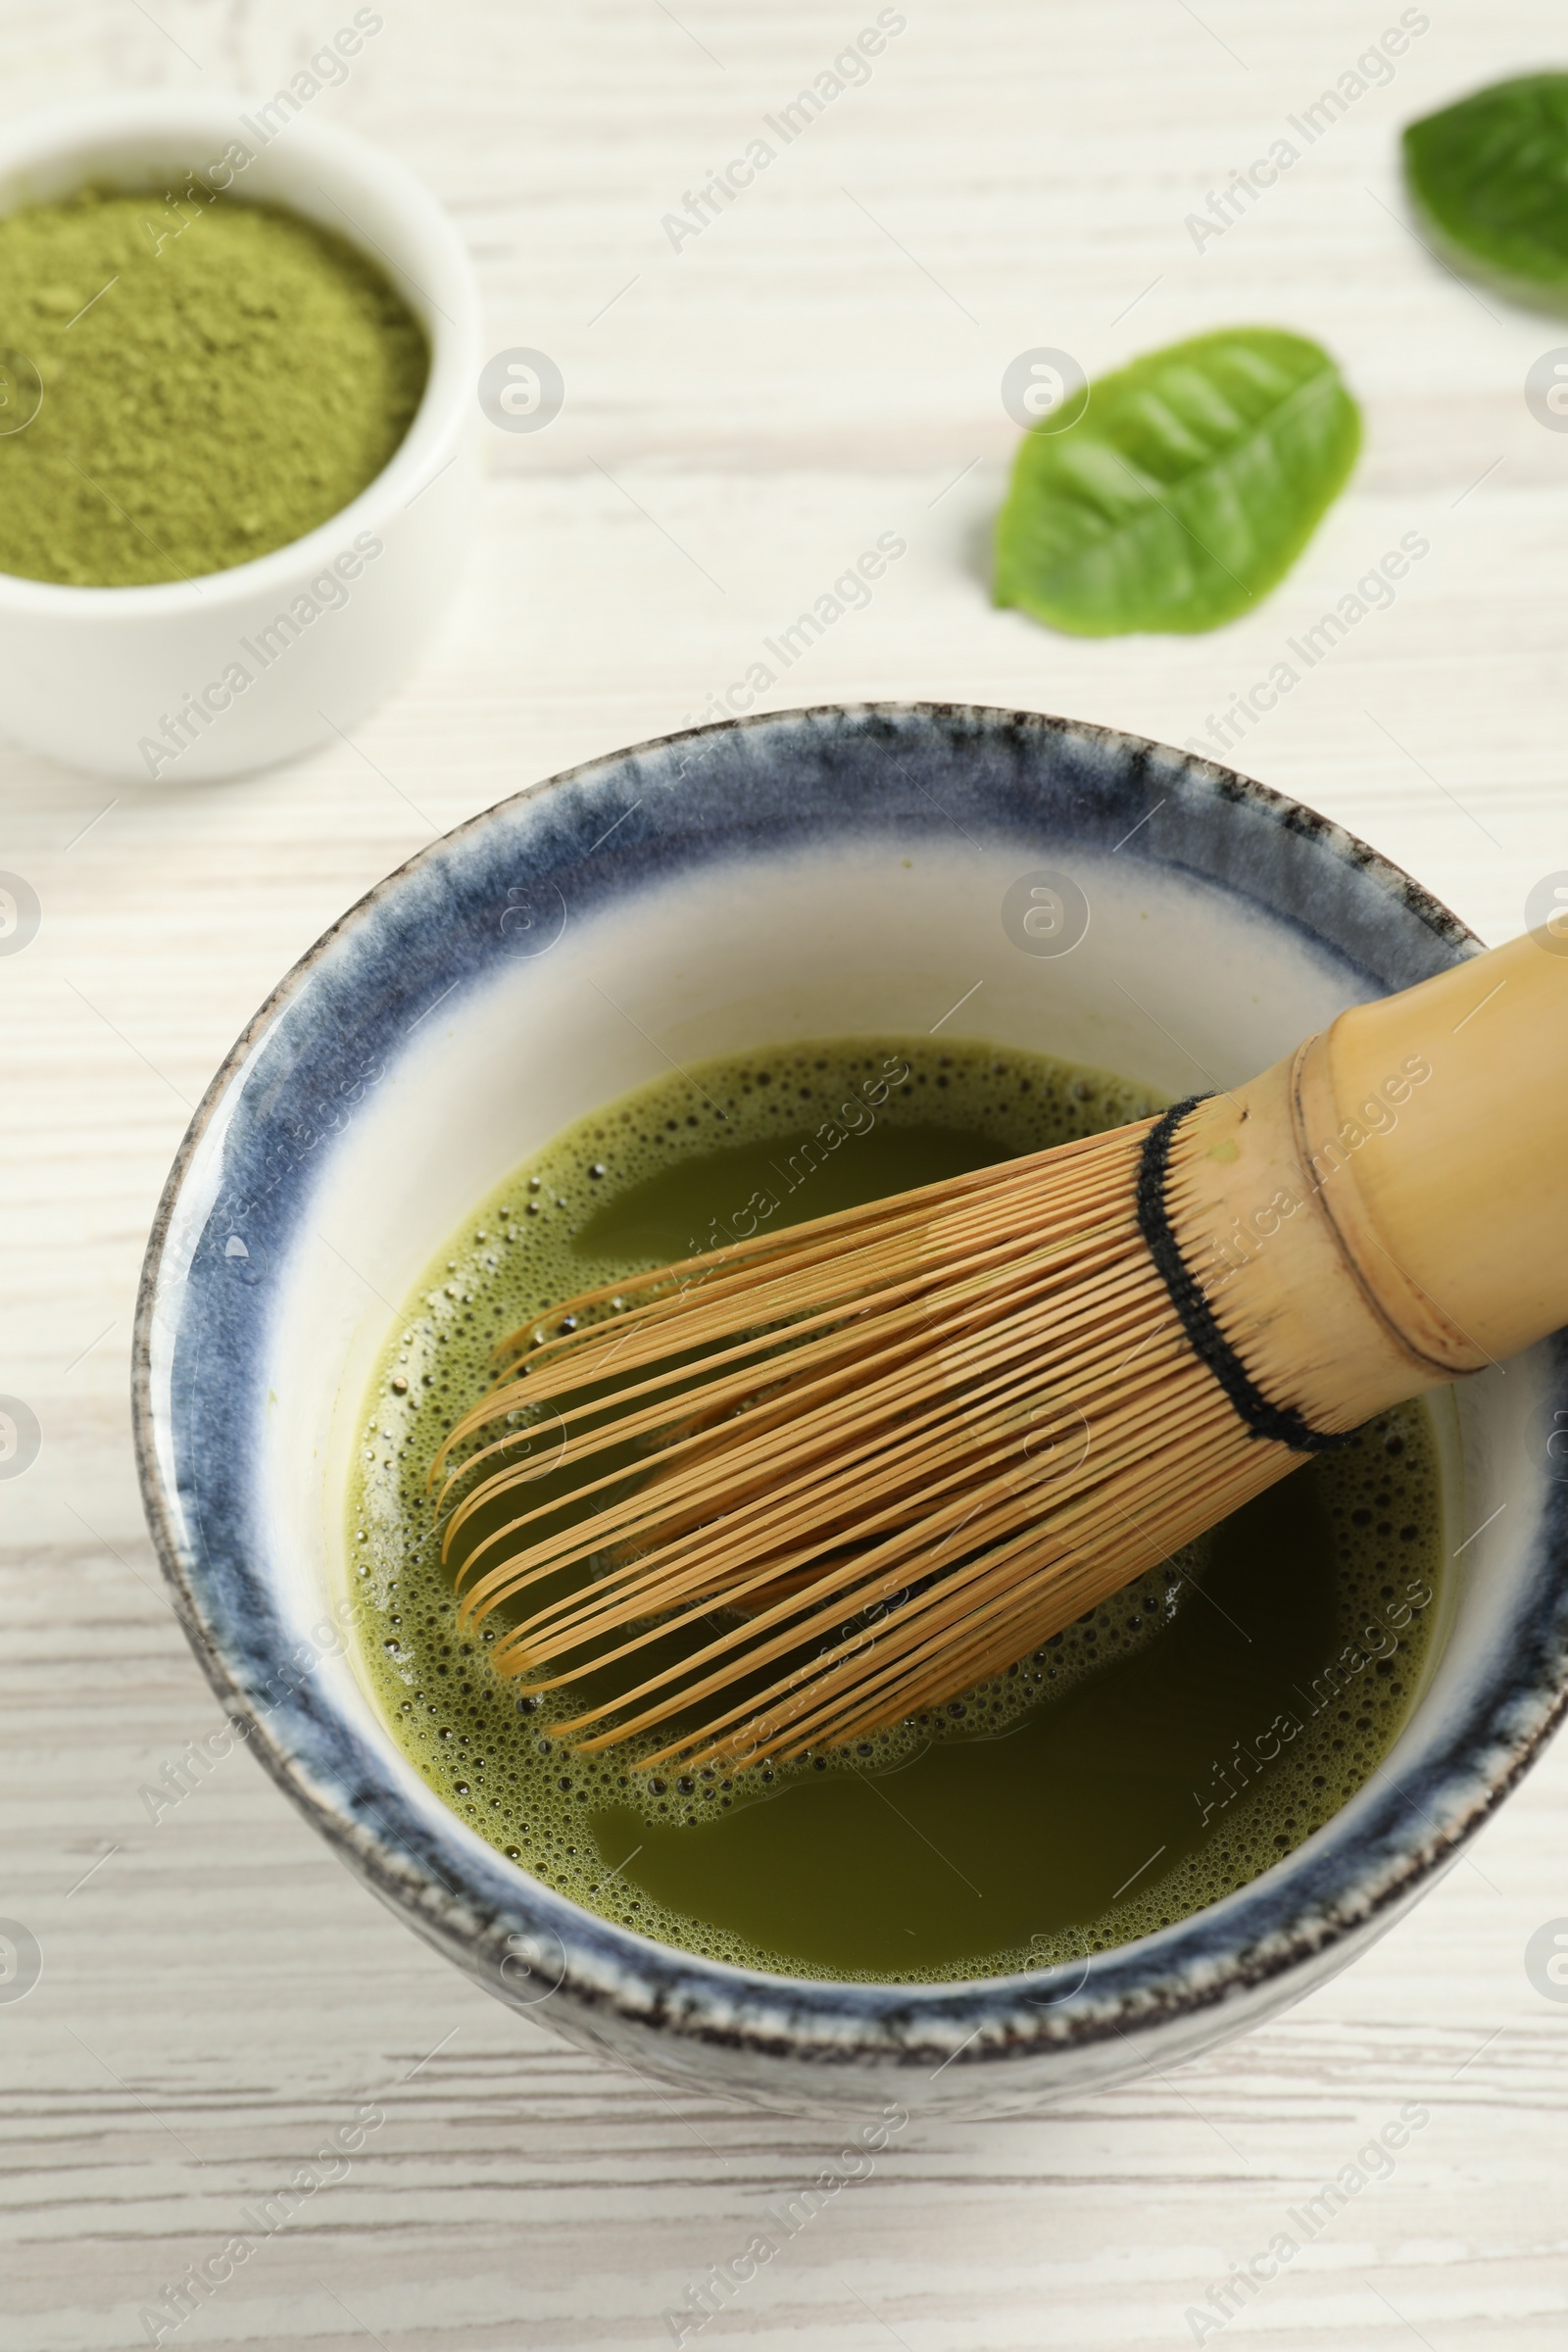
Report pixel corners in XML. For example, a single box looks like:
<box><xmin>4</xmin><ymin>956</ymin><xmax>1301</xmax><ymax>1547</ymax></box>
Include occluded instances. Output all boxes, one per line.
<box><xmin>0</xmin><ymin>93</ymin><xmax>479</xmax><ymax>782</ymax></box>
<box><xmin>133</xmin><ymin>704</ymin><xmax>1568</xmax><ymax>2119</ymax></box>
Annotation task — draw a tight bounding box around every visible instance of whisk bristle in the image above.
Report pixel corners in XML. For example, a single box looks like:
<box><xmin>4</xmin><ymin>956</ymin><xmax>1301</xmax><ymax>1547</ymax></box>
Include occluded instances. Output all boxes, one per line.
<box><xmin>430</xmin><ymin>1110</ymin><xmax>1302</xmax><ymax>1769</ymax></box>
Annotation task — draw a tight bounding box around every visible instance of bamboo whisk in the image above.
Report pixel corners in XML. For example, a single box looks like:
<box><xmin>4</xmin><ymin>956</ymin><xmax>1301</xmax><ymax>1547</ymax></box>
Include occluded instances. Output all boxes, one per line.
<box><xmin>434</xmin><ymin>929</ymin><xmax>1568</xmax><ymax>1771</ymax></box>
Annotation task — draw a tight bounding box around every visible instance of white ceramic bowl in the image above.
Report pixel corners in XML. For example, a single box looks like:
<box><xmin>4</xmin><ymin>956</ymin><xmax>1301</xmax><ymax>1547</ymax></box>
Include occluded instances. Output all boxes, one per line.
<box><xmin>0</xmin><ymin>95</ymin><xmax>479</xmax><ymax>782</ymax></box>
<box><xmin>134</xmin><ymin>708</ymin><xmax>1568</xmax><ymax>2120</ymax></box>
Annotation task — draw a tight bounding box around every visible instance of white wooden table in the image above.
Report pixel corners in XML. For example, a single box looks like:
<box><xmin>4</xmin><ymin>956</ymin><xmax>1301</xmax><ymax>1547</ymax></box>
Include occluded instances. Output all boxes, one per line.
<box><xmin>6</xmin><ymin>3</ymin><xmax>1568</xmax><ymax>2345</ymax></box>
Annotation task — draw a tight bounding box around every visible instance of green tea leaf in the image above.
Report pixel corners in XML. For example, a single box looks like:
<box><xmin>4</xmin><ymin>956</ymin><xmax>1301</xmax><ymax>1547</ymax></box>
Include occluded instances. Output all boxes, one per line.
<box><xmin>1403</xmin><ymin>74</ymin><xmax>1568</xmax><ymax>309</ymax></box>
<box><xmin>993</xmin><ymin>327</ymin><xmax>1361</xmax><ymax>637</ymax></box>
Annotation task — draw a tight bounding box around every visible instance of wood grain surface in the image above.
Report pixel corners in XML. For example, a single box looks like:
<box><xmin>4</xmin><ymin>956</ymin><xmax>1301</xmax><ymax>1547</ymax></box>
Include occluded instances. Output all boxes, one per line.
<box><xmin>5</xmin><ymin>2</ymin><xmax>1568</xmax><ymax>2346</ymax></box>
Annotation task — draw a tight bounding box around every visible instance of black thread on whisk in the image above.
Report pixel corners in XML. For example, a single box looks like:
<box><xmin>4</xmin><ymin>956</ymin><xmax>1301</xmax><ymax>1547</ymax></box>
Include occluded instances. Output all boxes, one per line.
<box><xmin>1136</xmin><ymin>1095</ymin><xmax>1351</xmax><ymax>1455</ymax></box>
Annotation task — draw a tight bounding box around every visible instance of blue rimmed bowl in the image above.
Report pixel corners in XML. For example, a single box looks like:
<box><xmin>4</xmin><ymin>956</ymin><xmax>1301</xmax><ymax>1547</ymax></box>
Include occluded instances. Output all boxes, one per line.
<box><xmin>133</xmin><ymin>704</ymin><xmax>1568</xmax><ymax>2119</ymax></box>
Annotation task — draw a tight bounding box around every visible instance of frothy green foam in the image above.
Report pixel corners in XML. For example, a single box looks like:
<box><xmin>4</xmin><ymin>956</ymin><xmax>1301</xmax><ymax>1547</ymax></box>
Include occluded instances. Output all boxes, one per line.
<box><xmin>349</xmin><ymin>1037</ymin><xmax>1441</xmax><ymax>1983</ymax></box>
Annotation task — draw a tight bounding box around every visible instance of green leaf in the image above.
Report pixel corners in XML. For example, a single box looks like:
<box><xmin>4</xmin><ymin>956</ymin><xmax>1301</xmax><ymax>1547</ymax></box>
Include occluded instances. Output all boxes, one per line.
<box><xmin>1403</xmin><ymin>74</ymin><xmax>1568</xmax><ymax>310</ymax></box>
<box><xmin>993</xmin><ymin>327</ymin><xmax>1362</xmax><ymax>637</ymax></box>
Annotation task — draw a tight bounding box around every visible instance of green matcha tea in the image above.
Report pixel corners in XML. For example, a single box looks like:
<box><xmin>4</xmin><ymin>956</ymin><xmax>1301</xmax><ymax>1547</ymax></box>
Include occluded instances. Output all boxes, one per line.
<box><xmin>349</xmin><ymin>1039</ymin><xmax>1443</xmax><ymax>1984</ymax></box>
<box><xmin>0</xmin><ymin>186</ymin><xmax>427</xmax><ymax>585</ymax></box>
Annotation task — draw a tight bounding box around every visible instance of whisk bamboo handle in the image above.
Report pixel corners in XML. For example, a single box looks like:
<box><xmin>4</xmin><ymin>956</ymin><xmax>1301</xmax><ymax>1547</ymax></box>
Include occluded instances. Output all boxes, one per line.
<box><xmin>1169</xmin><ymin>929</ymin><xmax>1568</xmax><ymax>1437</ymax></box>
<box><xmin>443</xmin><ymin>924</ymin><xmax>1568</xmax><ymax>1765</ymax></box>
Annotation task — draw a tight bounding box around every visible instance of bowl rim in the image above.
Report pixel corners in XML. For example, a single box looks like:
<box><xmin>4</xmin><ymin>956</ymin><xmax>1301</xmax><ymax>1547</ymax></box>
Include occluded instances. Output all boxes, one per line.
<box><xmin>0</xmin><ymin>91</ymin><xmax>478</xmax><ymax>612</ymax></box>
<box><xmin>132</xmin><ymin>701</ymin><xmax>1566</xmax><ymax>2075</ymax></box>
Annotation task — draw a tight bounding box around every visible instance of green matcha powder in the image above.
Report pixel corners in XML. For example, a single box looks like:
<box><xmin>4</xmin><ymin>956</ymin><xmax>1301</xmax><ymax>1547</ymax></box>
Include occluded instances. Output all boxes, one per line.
<box><xmin>0</xmin><ymin>185</ymin><xmax>428</xmax><ymax>585</ymax></box>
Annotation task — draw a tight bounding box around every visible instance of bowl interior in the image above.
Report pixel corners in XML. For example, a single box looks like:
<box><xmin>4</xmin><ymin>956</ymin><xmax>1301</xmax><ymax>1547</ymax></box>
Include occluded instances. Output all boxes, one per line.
<box><xmin>137</xmin><ymin>707</ymin><xmax>1568</xmax><ymax>2093</ymax></box>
